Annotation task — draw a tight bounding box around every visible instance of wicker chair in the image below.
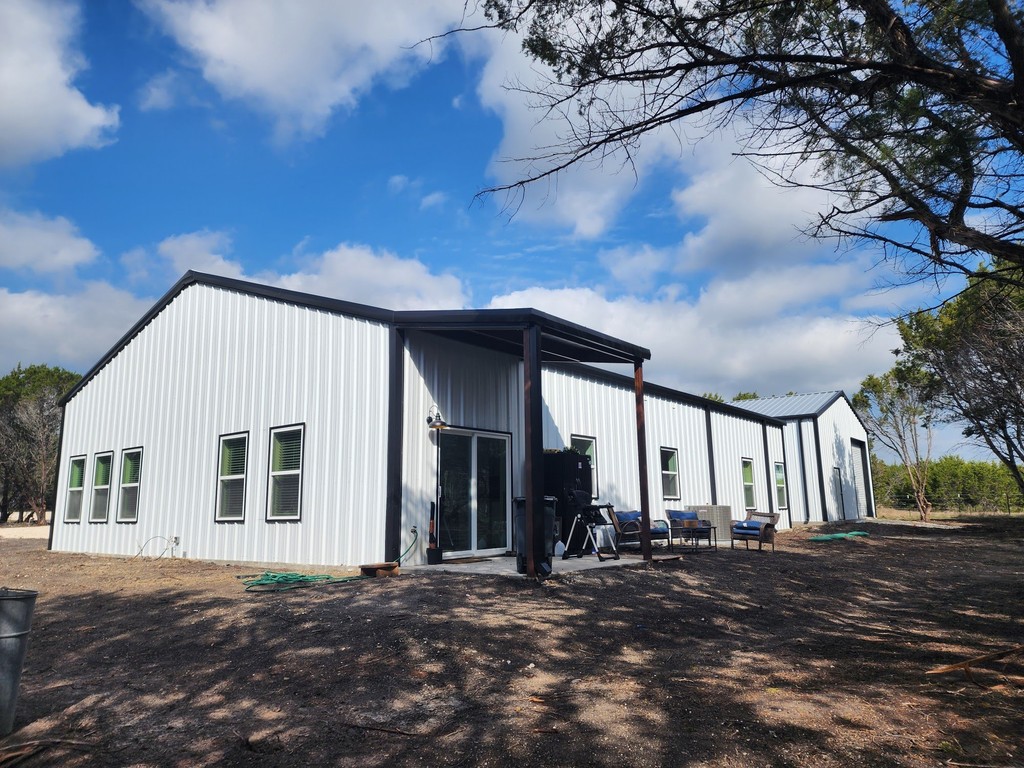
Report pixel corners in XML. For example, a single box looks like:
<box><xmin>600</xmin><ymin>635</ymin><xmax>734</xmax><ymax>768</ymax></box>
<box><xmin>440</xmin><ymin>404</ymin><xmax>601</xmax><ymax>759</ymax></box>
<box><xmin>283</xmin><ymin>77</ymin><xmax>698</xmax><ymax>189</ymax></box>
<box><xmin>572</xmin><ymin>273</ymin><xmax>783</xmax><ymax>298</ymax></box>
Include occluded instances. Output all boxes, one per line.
<box><xmin>729</xmin><ymin>511</ymin><xmax>779</xmax><ymax>552</ymax></box>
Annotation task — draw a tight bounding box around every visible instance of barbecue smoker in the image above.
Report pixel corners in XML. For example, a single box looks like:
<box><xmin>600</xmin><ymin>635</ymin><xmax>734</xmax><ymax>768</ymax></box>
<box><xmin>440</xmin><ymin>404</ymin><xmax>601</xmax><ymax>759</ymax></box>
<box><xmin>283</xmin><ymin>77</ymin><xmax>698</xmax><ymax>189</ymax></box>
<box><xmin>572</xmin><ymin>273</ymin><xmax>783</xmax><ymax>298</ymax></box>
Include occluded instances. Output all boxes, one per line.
<box><xmin>542</xmin><ymin>451</ymin><xmax>618</xmax><ymax>561</ymax></box>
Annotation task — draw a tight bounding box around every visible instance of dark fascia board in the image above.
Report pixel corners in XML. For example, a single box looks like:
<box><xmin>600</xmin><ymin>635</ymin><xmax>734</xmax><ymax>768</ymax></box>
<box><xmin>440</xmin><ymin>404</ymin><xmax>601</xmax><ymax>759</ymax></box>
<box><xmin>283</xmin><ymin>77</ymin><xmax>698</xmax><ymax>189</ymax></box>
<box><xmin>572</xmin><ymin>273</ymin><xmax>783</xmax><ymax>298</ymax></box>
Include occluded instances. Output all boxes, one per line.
<box><xmin>545</xmin><ymin>363</ymin><xmax>787</xmax><ymax>427</ymax></box>
<box><xmin>62</xmin><ymin>271</ymin><xmax>650</xmax><ymax>405</ymax></box>
<box><xmin>395</xmin><ymin>307</ymin><xmax>651</xmax><ymax>365</ymax></box>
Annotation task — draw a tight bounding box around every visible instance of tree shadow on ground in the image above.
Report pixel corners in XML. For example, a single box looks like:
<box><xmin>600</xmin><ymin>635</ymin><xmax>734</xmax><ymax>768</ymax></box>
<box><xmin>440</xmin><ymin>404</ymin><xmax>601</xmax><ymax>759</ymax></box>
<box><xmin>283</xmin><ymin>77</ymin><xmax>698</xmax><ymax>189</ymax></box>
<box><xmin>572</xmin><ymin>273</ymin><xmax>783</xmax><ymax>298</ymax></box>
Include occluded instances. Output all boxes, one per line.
<box><xmin>4</xmin><ymin>517</ymin><xmax>1023</xmax><ymax>766</ymax></box>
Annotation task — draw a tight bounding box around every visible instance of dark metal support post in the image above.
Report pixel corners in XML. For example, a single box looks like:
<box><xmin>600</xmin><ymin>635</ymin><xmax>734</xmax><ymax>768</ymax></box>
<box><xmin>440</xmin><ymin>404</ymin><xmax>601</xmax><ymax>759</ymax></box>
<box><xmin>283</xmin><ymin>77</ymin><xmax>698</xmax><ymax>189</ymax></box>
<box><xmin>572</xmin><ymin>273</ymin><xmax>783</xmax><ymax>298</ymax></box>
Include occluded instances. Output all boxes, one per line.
<box><xmin>634</xmin><ymin>360</ymin><xmax>653</xmax><ymax>562</ymax></box>
<box><xmin>523</xmin><ymin>325</ymin><xmax>544</xmax><ymax>577</ymax></box>
<box><xmin>383</xmin><ymin>327</ymin><xmax>405</xmax><ymax>562</ymax></box>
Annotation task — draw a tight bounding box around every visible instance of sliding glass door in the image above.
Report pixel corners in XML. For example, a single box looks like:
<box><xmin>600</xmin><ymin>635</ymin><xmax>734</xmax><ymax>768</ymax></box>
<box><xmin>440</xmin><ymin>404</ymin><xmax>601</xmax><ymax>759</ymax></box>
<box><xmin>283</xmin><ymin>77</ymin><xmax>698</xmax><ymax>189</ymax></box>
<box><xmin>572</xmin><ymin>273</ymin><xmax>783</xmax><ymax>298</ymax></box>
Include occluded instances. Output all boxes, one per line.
<box><xmin>437</xmin><ymin>430</ymin><xmax>510</xmax><ymax>557</ymax></box>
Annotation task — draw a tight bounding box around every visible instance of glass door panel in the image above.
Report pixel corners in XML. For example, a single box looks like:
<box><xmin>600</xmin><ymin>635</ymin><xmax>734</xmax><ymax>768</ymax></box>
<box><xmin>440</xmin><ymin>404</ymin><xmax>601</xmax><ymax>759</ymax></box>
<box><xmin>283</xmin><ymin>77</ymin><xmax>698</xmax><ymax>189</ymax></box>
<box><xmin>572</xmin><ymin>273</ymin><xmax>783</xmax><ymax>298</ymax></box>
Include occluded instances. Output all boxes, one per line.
<box><xmin>475</xmin><ymin>435</ymin><xmax>508</xmax><ymax>554</ymax></box>
<box><xmin>437</xmin><ymin>430</ymin><xmax>510</xmax><ymax>556</ymax></box>
<box><xmin>439</xmin><ymin>432</ymin><xmax>472</xmax><ymax>554</ymax></box>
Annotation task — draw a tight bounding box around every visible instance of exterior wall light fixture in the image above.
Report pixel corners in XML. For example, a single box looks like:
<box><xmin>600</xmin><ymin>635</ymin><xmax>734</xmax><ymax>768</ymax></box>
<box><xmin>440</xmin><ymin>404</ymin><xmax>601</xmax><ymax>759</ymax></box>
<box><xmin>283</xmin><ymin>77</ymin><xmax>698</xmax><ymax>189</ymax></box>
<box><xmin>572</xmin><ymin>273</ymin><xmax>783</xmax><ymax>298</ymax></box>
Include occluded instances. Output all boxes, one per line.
<box><xmin>426</xmin><ymin>405</ymin><xmax>448</xmax><ymax>430</ymax></box>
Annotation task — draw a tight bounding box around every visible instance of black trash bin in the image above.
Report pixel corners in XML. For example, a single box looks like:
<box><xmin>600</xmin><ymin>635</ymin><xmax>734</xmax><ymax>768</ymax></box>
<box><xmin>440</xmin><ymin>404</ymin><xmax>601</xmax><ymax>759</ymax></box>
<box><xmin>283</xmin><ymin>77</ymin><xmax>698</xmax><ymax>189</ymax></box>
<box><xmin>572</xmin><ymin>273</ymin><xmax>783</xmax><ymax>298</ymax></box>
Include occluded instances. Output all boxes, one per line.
<box><xmin>513</xmin><ymin>496</ymin><xmax>557</xmax><ymax>575</ymax></box>
<box><xmin>0</xmin><ymin>588</ymin><xmax>37</xmax><ymax>737</ymax></box>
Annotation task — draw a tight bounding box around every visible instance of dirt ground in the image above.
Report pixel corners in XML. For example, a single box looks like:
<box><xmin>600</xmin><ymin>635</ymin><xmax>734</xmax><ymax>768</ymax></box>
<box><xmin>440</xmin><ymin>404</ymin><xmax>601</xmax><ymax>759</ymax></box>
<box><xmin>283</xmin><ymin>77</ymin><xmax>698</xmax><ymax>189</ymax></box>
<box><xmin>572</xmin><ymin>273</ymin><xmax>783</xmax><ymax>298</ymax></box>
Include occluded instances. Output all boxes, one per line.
<box><xmin>1</xmin><ymin>517</ymin><xmax>1022</xmax><ymax>768</ymax></box>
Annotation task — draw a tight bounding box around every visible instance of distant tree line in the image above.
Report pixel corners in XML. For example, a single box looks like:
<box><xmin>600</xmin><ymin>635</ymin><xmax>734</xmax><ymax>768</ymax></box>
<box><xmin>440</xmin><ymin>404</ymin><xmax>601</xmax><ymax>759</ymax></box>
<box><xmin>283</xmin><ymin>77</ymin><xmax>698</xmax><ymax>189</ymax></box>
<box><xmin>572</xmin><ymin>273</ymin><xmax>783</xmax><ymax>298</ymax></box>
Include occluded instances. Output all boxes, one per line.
<box><xmin>0</xmin><ymin>364</ymin><xmax>80</xmax><ymax>524</ymax></box>
<box><xmin>872</xmin><ymin>454</ymin><xmax>1024</xmax><ymax>514</ymax></box>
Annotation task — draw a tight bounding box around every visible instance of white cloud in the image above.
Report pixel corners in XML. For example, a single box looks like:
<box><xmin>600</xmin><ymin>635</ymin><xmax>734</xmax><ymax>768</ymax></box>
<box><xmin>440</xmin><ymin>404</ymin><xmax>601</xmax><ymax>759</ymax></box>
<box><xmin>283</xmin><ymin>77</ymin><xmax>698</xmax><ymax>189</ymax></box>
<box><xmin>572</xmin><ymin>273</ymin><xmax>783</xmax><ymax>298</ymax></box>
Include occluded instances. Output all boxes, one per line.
<box><xmin>598</xmin><ymin>244</ymin><xmax>672</xmax><ymax>294</ymax></box>
<box><xmin>420</xmin><ymin>191</ymin><xmax>447</xmax><ymax>211</ymax></box>
<box><xmin>0</xmin><ymin>209</ymin><xmax>99</xmax><ymax>271</ymax></box>
<box><xmin>487</xmin><ymin>262</ymin><xmax>901</xmax><ymax>400</ymax></box>
<box><xmin>0</xmin><ymin>0</ymin><xmax>119</xmax><ymax>167</ymax></box>
<box><xmin>138</xmin><ymin>69</ymin><xmax>181</xmax><ymax>111</ymax></box>
<box><xmin>140</xmin><ymin>0</ymin><xmax>470</xmax><ymax>141</ymax></box>
<box><xmin>671</xmin><ymin>135</ymin><xmax>830</xmax><ymax>275</ymax></box>
<box><xmin>473</xmin><ymin>30</ymin><xmax>682</xmax><ymax>239</ymax></box>
<box><xmin>0</xmin><ymin>282</ymin><xmax>152</xmax><ymax>375</ymax></box>
<box><xmin>157</xmin><ymin>230</ymin><xmax>245</xmax><ymax>278</ymax></box>
<box><xmin>387</xmin><ymin>175</ymin><xmax>412</xmax><ymax>194</ymax></box>
<box><xmin>273</xmin><ymin>243</ymin><xmax>468</xmax><ymax>310</ymax></box>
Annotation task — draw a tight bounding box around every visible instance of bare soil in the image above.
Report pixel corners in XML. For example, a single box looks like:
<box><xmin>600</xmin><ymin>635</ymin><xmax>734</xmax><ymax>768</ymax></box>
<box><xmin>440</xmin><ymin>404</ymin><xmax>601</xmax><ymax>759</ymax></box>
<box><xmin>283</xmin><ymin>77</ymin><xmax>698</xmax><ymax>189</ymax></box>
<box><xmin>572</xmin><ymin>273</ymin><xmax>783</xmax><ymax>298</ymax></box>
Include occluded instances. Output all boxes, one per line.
<box><xmin>1</xmin><ymin>517</ymin><xmax>1023</xmax><ymax>767</ymax></box>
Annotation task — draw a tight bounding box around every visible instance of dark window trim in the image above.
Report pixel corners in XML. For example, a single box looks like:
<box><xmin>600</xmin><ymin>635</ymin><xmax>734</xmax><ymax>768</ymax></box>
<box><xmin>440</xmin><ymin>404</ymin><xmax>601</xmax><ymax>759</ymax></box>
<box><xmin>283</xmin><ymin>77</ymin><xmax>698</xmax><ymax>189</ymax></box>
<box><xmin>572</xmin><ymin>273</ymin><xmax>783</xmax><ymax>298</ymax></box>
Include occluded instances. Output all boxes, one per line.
<box><xmin>741</xmin><ymin>457</ymin><xmax>756</xmax><ymax>510</ymax></box>
<box><xmin>265</xmin><ymin>422</ymin><xmax>305</xmax><ymax>523</ymax></box>
<box><xmin>116</xmin><ymin>446</ymin><xmax>144</xmax><ymax>525</ymax></box>
<box><xmin>774</xmin><ymin>461</ymin><xmax>789</xmax><ymax>510</ymax></box>
<box><xmin>660</xmin><ymin>446</ymin><xmax>681</xmax><ymax>501</ymax></box>
<box><xmin>89</xmin><ymin>451</ymin><xmax>114</xmax><ymax>524</ymax></box>
<box><xmin>215</xmin><ymin>430</ymin><xmax>249</xmax><ymax>524</ymax></box>
<box><xmin>64</xmin><ymin>454</ymin><xmax>87</xmax><ymax>524</ymax></box>
<box><xmin>569</xmin><ymin>433</ymin><xmax>599</xmax><ymax>499</ymax></box>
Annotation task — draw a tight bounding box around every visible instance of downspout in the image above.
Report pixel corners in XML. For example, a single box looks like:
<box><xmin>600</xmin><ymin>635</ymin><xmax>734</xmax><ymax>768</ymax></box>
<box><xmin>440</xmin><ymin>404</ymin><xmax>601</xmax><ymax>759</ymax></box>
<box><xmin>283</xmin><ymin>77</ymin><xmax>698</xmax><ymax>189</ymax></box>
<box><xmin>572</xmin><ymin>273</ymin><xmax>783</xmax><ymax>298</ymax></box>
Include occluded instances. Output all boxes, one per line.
<box><xmin>383</xmin><ymin>327</ymin><xmax>405</xmax><ymax>562</ymax></box>
<box><xmin>634</xmin><ymin>360</ymin><xmax>653</xmax><ymax>562</ymax></box>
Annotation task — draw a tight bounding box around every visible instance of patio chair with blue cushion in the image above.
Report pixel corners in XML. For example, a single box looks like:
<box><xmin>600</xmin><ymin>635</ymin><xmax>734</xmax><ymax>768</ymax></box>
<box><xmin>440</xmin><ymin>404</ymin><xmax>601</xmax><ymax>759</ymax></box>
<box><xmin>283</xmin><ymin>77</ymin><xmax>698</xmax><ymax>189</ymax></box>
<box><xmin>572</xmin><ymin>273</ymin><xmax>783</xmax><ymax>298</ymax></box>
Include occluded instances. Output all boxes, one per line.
<box><xmin>612</xmin><ymin>510</ymin><xmax>670</xmax><ymax>551</ymax></box>
<box><xmin>667</xmin><ymin>509</ymin><xmax>716</xmax><ymax>551</ymax></box>
<box><xmin>729</xmin><ymin>511</ymin><xmax>780</xmax><ymax>552</ymax></box>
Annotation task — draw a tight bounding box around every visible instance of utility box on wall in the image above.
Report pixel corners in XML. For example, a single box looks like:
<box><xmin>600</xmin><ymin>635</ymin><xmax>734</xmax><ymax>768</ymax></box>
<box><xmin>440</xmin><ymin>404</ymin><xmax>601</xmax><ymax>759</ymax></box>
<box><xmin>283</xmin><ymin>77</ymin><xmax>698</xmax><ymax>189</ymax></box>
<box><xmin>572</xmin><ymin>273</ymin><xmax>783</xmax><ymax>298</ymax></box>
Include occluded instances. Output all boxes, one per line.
<box><xmin>684</xmin><ymin>505</ymin><xmax>733</xmax><ymax>534</ymax></box>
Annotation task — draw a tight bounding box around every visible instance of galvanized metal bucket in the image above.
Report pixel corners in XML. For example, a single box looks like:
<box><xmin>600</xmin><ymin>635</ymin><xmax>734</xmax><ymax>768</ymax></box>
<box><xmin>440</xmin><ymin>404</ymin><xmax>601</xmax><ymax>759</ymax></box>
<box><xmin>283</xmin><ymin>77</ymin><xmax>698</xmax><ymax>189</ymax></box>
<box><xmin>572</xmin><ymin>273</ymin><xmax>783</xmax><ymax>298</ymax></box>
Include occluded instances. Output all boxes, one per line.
<box><xmin>0</xmin><ymin>588</ymin><xmax>37</xmax><ymax>736</ymax></box>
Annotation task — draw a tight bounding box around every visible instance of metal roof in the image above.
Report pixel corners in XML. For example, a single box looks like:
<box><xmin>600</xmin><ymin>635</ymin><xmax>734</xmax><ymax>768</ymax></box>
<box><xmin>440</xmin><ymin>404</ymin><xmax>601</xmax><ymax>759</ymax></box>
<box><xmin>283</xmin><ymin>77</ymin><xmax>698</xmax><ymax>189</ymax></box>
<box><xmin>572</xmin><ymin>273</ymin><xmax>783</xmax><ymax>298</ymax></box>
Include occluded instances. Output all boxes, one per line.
<box><xmin>729</xmin><ymin>391</ymin><xmax>846</xmax><ymax>419</ymax></box>
<box><xmin>62</xmin><ymin>271</ymin><xmax>651</xmax><ymax>404</ymax></box>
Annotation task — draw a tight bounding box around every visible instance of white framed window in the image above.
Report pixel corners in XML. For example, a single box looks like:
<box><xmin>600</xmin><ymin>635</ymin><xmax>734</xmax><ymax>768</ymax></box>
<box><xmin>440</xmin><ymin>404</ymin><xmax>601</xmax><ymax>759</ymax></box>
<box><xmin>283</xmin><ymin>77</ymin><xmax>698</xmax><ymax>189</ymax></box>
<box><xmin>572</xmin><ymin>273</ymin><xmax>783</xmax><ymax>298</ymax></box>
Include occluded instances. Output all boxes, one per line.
<box><xmin>90</xmin><ymin>452</ymin><xmax>113</xmax><ymax>523</ymax></box>
<box><xmin>117</xmin><ymin>448</ymin><xmax>143</xmax><ymax>523</ymax></box>
<box><xmin>65</xmin><ymin>456</ymin><xmax>86</xmax><ymax>523</ymax></box>
<box><xmin>661</xmin><ymin>447</ymin><xmax>680</xmax><ymax>500</ymax></box>
<box><xmin>570</xmin><ymin>434</ymin><xmax>598</xmax><ymax>499</ymax></box>
<box><xmin>774</xmin><ymin>462</ymin><xmax>789</xmax><ymax>510</ymax></box>
<box><xmin>216</xmin><ymin>433</ymin><xmax>248</xmax><ymax>522</ymax></box>
<box><xmin>267</xmin><ymin>424</ymin><xmax>304</xmax><ymax>521</ymax></box>
<box><xmin>741</xmin><ymin>458</ymin><xmax>756</xmax><ymax>510</ymax></box>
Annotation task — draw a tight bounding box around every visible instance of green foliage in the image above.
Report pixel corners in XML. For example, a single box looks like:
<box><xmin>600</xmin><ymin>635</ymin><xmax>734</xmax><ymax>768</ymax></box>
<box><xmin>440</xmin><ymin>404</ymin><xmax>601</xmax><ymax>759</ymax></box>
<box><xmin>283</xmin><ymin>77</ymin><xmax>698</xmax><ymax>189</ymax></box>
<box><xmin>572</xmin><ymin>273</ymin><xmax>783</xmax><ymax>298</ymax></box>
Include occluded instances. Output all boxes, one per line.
<box><xmin>898</xmin><ymin>271</ymin><xmax>1024</xmax><ymax>495</ymax></box>
<box><xmin>0</xmin><ymin>364</ymin><xmax>81</xmax><ymax>522</ymax></box>
<box><xmin>854</xmin><ymin>365</ymin><xmax>936</xmax><ymax>519</ymax></box>
<box><xmin>701</xmin><ymin>392</ymin><xmax>725</xmax><ymax>402</ymax></box>
<box><xmin>476</xmin><ymin>0</ymin><xmax>1024</xmax><ymax>291</ymax></box>
<box><xmin>874</xmin><ymin>455</ymin><xmax>1024</xmax><ymax>513</ymax></box>
<box><xmin>732</xmin><ymin>391</ymin><xmax>760</xmax><ymax>401</ymax></box>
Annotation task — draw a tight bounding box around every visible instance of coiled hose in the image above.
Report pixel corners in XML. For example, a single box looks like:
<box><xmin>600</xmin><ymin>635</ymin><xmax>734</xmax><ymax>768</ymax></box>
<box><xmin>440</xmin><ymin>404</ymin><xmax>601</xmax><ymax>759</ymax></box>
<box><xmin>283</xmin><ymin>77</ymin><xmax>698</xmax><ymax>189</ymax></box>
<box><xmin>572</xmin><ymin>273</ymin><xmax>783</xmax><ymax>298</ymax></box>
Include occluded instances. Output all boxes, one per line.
<box><xmin>240</xmin><ymin>527</ymin><xmax>419</xmax><ymax>592</ymax></box>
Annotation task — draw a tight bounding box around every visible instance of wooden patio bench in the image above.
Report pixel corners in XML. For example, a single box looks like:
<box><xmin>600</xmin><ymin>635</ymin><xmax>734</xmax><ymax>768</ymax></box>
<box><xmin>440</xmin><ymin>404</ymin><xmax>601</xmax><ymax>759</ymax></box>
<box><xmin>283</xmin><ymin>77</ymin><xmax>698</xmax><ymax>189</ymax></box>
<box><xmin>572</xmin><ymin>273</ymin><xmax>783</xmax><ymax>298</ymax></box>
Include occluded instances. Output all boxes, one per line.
<box><xmin>729</xmin><ymin>511</ymin><xmax>779</xmax><ymax>552</ymax></box>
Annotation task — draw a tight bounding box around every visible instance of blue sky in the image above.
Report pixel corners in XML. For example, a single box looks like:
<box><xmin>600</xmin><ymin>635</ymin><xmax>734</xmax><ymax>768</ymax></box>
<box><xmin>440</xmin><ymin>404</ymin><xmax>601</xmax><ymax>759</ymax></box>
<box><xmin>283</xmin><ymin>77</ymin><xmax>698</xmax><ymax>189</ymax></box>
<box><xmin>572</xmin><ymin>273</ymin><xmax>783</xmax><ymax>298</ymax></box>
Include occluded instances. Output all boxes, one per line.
<box><xmin>0</xmin><ymin>0</ymin><xmax>980</xmax><ymax>457</ymax></box>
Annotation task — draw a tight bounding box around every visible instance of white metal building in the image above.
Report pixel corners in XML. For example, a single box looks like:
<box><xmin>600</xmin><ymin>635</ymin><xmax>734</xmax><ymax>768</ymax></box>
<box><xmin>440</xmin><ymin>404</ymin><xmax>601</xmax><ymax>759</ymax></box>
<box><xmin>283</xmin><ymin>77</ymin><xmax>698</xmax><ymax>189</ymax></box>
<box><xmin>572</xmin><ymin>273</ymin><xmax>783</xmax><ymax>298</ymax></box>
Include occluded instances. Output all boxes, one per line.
<box><xmin>50</xmin><ymin>272</ymin><xmax>871</xmax><ymax>570</ymax></box>
<box><xmin>730</xmin><ymin>392</ymin><xmax>875</xmax><ymax>523</ymax></box>
<box><xmin>541</xmin><ymin>365</ymin><xmax>795</xmax><ymax>529</ymax></box>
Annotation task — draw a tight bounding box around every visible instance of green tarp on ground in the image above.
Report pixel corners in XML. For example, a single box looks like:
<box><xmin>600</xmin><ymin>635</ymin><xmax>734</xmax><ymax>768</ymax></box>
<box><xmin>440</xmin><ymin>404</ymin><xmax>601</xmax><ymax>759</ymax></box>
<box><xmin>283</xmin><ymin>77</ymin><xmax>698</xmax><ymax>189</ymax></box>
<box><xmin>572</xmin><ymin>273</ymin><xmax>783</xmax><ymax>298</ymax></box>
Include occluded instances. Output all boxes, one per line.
<box><xmin>809</xmin><ymin>531</ymin><xmax>870</xmax><ymax>542</ymax></box>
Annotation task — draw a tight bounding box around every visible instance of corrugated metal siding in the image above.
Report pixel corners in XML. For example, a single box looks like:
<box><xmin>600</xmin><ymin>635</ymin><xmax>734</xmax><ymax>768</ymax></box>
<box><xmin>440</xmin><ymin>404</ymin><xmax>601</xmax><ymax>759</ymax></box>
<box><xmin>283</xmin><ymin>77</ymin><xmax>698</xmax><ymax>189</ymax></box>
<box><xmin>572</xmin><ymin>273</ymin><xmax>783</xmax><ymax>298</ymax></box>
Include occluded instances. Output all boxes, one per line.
<box><xmin>541</xmin><ymin>368</ymin><xmax>784</xmax><ymax>528</ymax></box>
<box><xmin>400</xmin><ymin>332</ymin><xmax>523</xmax><ymax>565</ymax></box>
<box><xmin>540</xmin><ymin>367</ymin><xmax>640</xmax><ymax>511</ymax></box>
<box><xmin>53</xmin><ymin>283</ymin><xmax>391</xmax><ymax>567</ymax></box>
<box><xmin>816</xmin><ymin>398</ymin><xmax>871</xmax><ymax>522</ymax></box>
<box><xmin>709</xmin><ymin>412</ymin><xmax>771</xmax><ymax>523</ymax></box>
<box><xmin>643</xmin><ymin>394</ymin><xmax>713</xmax><ymax>516</ymax></box>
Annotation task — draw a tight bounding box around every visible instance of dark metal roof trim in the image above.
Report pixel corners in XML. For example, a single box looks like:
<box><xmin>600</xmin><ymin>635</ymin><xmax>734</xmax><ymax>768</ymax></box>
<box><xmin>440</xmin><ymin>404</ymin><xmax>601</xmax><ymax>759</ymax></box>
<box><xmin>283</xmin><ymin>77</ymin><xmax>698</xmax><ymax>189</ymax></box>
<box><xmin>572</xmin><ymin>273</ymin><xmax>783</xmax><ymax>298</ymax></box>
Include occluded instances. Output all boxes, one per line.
<box><xmin>62</xmin><ymin>271</ymin><xmax>650</xmax><ymax>405</ymax></box>
<box><xmin>544</xmin><ymin>363</ymin><xmax>788</xmax><ymax>427</ymax></box>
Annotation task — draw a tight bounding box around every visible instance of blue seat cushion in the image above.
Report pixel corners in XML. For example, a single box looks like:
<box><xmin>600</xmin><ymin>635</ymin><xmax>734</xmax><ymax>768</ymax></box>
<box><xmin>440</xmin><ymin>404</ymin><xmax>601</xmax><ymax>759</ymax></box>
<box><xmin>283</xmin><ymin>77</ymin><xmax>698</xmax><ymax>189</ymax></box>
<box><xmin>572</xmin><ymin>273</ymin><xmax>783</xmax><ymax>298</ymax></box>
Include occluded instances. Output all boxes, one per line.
<box><xmin>667</xmin><ymin>510</ymin><xmax>699</xmax><ymax>523</ymax></box>
<box><xmin>733</xmin><ymin>520</ymin><xmax>765</xmax><ymax>531</ymax></box>
<box><xmin>616</xmin><ymin>511</ymin><xmax>642</xmax><ymax>525</ymax></box>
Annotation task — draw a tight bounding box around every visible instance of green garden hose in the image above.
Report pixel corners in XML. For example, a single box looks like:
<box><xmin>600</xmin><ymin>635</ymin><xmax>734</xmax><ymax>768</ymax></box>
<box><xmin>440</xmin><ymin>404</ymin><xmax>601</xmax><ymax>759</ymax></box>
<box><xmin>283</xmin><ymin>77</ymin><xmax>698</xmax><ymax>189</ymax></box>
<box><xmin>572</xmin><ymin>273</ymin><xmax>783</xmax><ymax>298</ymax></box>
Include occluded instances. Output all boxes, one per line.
<box><xmin>240</xmin><ymin>528</ymin><xmax>419</xmax><ymax>592</ymax></box>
